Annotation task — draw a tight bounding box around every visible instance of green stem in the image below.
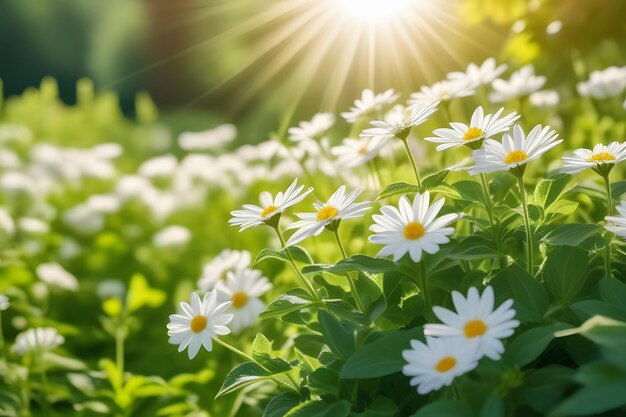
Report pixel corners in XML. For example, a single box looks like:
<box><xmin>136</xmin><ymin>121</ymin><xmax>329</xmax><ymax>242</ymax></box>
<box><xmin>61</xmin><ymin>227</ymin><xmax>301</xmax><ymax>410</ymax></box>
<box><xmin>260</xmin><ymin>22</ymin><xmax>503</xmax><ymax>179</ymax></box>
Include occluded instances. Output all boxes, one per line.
<box><xmin>332</xmin><ymin>230</ymin><xmax>366</xmax><ymax>312</ymax></box>
<box><xmin>479</xmin><ymin>173</ymin><xmax>496</xmax><ymax>231</ymax></box>
<box><xmin>115</xmin><ymin>326</ymin><xmax>125</xmax><ymax>381</ymax></box>
<box><xmin>39</xmin><ymin>351</ymin><xmax>51</xmax><ymax>416</ymax></box>
<box><xmin>400</xmin><ymin>138</ymin><xmax>422</xmax><ymax>189</ymax></box>
<box><xmin>419</xmin><ymin>261</ymin><xmax>430</xmax><ymax>312</ymax></box>
<box><xmin>440</xmin><ymin>101</ymin><xmax>452</xmax><ymax>122</ymax></box>
<box><xmin>604</xmin><ymin>174</ymin><xmax>613</xmax><ymax>277</ymax></box>
<box><xmin>517</xmin><ymin>174</ymin><xmax>534</xmax><ymax>275</ymax></box>
<box><xmin>274</xmin><ymin>228</ymin><xmax>318</xmax><ymax>300</ymax></box>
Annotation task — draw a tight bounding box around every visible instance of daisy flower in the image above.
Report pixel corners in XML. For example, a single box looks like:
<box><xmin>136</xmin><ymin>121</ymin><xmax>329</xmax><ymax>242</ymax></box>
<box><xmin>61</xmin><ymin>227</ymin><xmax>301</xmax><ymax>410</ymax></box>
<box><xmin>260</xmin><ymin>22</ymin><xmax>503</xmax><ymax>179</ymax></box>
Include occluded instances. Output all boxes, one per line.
<box><xmin>369</xmin><ymin>192</ymin><xmax>460</xmax><ymax>262</ymax></box>
<box><xmin>447</xmin><ymin>58</ymin><xmax>508</xmax><ymax>88</ymax></box>
<box><xmin>424</xmin><ymin>286</ymin><xmax>520</xmax><ymax>360</ymax></box>
<box><xmin>361</xmin><ymin>101</ymin><xmax>439</xmax><ymax>140</ymax></box>
<box><xmin>215</xmin><ymin>268</ymin><xmax>272</xmax><ymax>333</ymax></box>
<box><xmin>286</xmin><ymin>186</ymin><xmax>370</xmax><ymax>246</ymax></box>
<box><xmin>577</xmin><ymin>66</ymin><xmax>626</xmax><ymax>99</ymax></box>
<box><xmin>425</xmin><ymin>106</ymin><xmax>520</xmax><ymax>151</ymax></box>
<box><xmin>229</xmin><ymin>178</ymin><xmax>313</xmax><ymax>231</ymax></box>
<box><xmin>409</xmin><ymin>80</ymin><xmax>475</xmax><ymax>105</ymax></box>
<box><xmin>13</xmin><ymin>327</ymin><xmax>64</xmax><ymax>356</ymax></box>
<box><xmin>341</xmin><ymin>88</ymin><xmax>400</xmax><ymax>123</ymax></box>
<box><xmin>402</xmin><ymin>336</ymin><xmax>480</xmax><ymax>394</ymax></box>
<box><xmin>605</xmin><ymin>201</ymin><xmax>626</xmax><ymax>239</ymax></box>
<box><xmin>198</xmin><ymin>249</ymin><xmax>252</xmax><ymax>292</ymax></box>
<box><xmin>489</xmin><ymin>65</ymin><xmax>546</xmax><ymax>102</ymax></box>
<box><xmin>467</xmin><ymin>124</ymin><xmax>562</xmax><ymax>175</ymax></box>
<box><xmin>288</xmin><ymin>113</ymin><xmax>335</xmax><ymax>143</ymax></box>
<box><xmin>167</xmin><ymin>290</ymin><xmax>233</xmax><ymax>360</ymax></box>
<box><xmin>529</xmin><ymin>90</ymin><xmax>560</xmax><ymax>108</ymax></box>
<box><xmin>331</xmin><ymin>136</ymin><xmax>389</xmax><ymax>168</ymax></box>
<box><xmin>562</xmin><ymin>142</ymin><xmax>626</xmax><ymax>175</ymax></box>
<box><xmin>36</xmin><ymin>262</ymin><xmax>79</xmax><ymax>292</ymax></box>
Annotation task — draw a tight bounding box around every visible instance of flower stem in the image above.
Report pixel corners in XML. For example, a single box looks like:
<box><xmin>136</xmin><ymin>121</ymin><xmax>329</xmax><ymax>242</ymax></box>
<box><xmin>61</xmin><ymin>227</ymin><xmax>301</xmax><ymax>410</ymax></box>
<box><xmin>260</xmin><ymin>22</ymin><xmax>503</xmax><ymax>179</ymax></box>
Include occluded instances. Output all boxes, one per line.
<box><xmin>214</xmin><ymin>337</ymin><xmax>255</xmax><ymax>362</ymax></box>
<box><xmin>419</xmin><ymin>261</ymin><xmax>430</xmax><ymax>312</ymax></box>
<box><xmin>479</xmin><ymin>173</ymin><xmax>496</xmax><ymax>231</ymax></box>
<box><xmin>603</xmin><ymin>174</ymin><xmax>613</xmax><ymax>277</ymax></box>
<box><xmin>39</xmin><ymin>351</ymin><xmax>51</xmax><ymax>416</ymax></box>
<box><xmin>516</xmin><ymin>174</ymin><xmax>534</xmax><ymax>275</ymax></box>
<box><xmin>400</xmin><ymin>138</ymin><xmax>422</xmax><ymax>189</ymax></box>
<box><xmin>274</xmin><ymin>228</ymin><xmax>318</xmax><ymax>300</ymax></box>
<box><xmin>115</xmin><ymin>326</ymin><xmax>125</xmax><ymax>381</ymax></box>
<box><xmin>332</xmin><ymin>230</ymin><xmax>366</xmax><ymax>312</ymax></box>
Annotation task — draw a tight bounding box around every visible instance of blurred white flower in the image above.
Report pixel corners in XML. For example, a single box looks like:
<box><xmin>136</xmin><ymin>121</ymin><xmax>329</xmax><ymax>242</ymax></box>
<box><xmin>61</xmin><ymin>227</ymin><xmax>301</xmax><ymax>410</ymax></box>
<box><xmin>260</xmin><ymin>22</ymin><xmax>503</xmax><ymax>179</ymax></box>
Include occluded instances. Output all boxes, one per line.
<box><xmin>139</xmin><ymin>154</ymin><xmax>178</xmax><ymax>178</ymax></box>
<box><xmin>606</xmin><ymin>202</ymin><xmax>626</xmax><ymax>238</ymax></box>
<box><xmin>63</xmin><ymin>204</ymin><xmax>105</xmax><ymax>235</ymax></box>
<box><xmin>153</xmin><ymin>225</ymin><xmax>191</xmax><ymax>248</ymax></box>
<box><xmin>167</xmin><ymin>291</ymin><xmax>233</xmax><ymax>359</ymax></box>
<box><xmin>198</xmin><ymin>249</ymin><xmax>252</xmax><ymax>292</ymax></box>
<box><xmin>331</xmin><ymin>136</ymin><xmax>389</xmax><ymax>168</ymax></box>
<box><xmin>546</xmin><ymin>20</ymin><xmax>562</xmax><ymax>35</ymax></box>
<box><xmin>37</xmin><ymin>262</ymin><xmax>79</xmax><ymax>291</ymax></box>
<box><xmin>511</xmin><ymin>19</ymin><xmax>526</xmax><ymax>33</ymax></box>
<box><xmin>562</xmin><ymin>142</ymin><xmax>626</xmax><ymax>175</ymax></box>
<box><xmin>178</xmin><ymin>124</ymin><xmax>237</xmax><ymax>151</ymax></box>
<box><xmin>529</xmin><ymin>90</ymin><xmax>560</xmax><ymax>108</ymax></box>
<box><xmin>447</xmin><ymin>58</ymin><xmax>507</xmax><ymax>88</ymax></box>
<box><xmin>59</xmin><ymin>238</ymin><xmax>82</xmax><ymax>260</ymax></box>
<box><xmin>409</xmin><ymin>80</ymin><xmax>474</xmax><ymax>105</ymax></box>
<box><xmin>341</xmin><ymin>88</ymin><xmax>400</xmax><ymax>123</ymax></box>
<box><xmin>18</xmin><ymin>217</ymin><xmax>49</xmax><ymax>235</ymax></box>
<box><xmin>0</xmin><ymin>124</ymin><xmax>33</xmax><ymax>144</ymax></box>
<box><xmin>86</xmin><ymin>194</ymin><xmax>121</xmax><ymax>214</ymax></box>
<box><xmin>115</xmin><ymin>175</ymin><xmax>153</xmax><ymax>201</ymax></box>
<box><xmin>0</xmin><ymin>149</ymin><xmax>21</xmax><ymax>169</ymax></box>
<box><xmin>90</xmin><ymin>143</ymin><xmax>124</xmax><ymax>160</ymax></box>
<box><xmin>288</xmin><ymin>113</ymin><xmax>335</xmax><ymax>143</ymax></box>
<box><xmin>1</xmin><ymin>171</ymin><xmax>43</xmax><ymax>196</ymax></box>
<box><xmin>13</xmin><ymin>327</ymin><xmax>64</xmax><ymax>356</ymax></box>
<box><xmin>361</xmin><ymin>101</ymin><xmax>439</xmax><ymax>140</ymax></box>
<box><xmin>577</xmin><ymin>66</ymin><xmax>626</xmax><ymax>99</ymax></box>
<box><xmin>215</xmin><ymin>268</ymin><xmax>272</xmax><ymax>333</ymax></box>
<box><xmin>489</xmin><ymin>65</ymin><xmax>546</xmax><ymax>102</ymax></box>
<box><xmin>95</xmin><ymin>279</ymin><xmax>126</xmax><ymax>300</ymax></box>
<box><xmin>0</xmin><ymin>208</ymin><xmax>15</xmax><ymax>238</ymax></box>
<box><xmin>0</xmin><ymin>294</ymin><xmax>9</xmax><ymax>311</ymax></box>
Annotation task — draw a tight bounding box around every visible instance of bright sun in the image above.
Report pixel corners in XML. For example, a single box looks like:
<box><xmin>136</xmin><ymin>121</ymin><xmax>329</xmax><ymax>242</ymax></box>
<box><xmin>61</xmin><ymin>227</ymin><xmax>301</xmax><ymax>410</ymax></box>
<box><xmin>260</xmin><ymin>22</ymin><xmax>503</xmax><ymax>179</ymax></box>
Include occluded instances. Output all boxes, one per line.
<box><xmin>338</xmin><ymin>0</ymin><xmax>412</xmax><ymax>23</ymax></box>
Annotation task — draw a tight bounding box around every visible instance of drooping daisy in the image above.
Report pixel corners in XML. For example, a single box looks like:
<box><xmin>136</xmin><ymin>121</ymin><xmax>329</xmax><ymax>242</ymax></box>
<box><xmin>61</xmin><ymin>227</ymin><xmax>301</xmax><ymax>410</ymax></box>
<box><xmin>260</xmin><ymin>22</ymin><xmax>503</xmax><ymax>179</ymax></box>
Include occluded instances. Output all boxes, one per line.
<box><xmin>605</xmin><ymin>202</ymin><xmax>626</xmax><ymax>239</ymax></box>
<box><xmin>467</xmin><ymin>124</ymin><xmax>562</xmax><ymax>175</ymax></box>
<box><xmin>409</xmin><ymin>80</ymin><xmax>475</xmax><ymax>105</ymax></box>
<box><xmin>13</xmin><ymin>327</ymin><xmax>64</xmax><ymax>356</ymax></box>
<box><xmin>489</xmin><ymin>65</ymin><xmax>546</xmax><ymax>102</ymax></box>
<box><xmin>288</xmin><ymin>113</ymin><xmax>335</xmax><ymax>143</ymax></box>
<box><xmin>402</xmin><ymin>336</ymin><xmax>480</xmax><ymax>395</ymax></box>
<box><xmin>331</xmin><ymin>136</ymin><xmax>389</xmax><ymax>168</ymax></box>
<box><xmin>36</xmin><ymin>262</ymin><xmax>79</xmax><ymax>292</ymax></box>
<box><xmin>561</xmin><ymin>142</ymin><xmax>626</xmax><ymax>175</ymax></box>
<box><xmin>229</xmin><ymin>178</ymin><xmax>313</xmax><ymax>231</ymax></box>
<box><xmin>369</xmin><ymin>192</ymin><xmax>460</xmax><ymax>262</ymax></box>
<box><xmin>424</xmin><ymin>286</ymin><xmax>520</xmax><ymax>360</ymax></box>
<box><xmin>341</xmin><ymin>88</ymin><xmax>400</xmax><ymax>123</ymax></box>
<box><xmin>215</xmin><ymin>268</ymin><xmax>272</xmax><ymax>333</ymax></box>
<box><xmin>447</xmin><ymin>58</ymin><xmax>508</xmax><ymax>88</ymax></box>
<box><xmin>361</xmin><ymin>101</ymin><xmax>439</xmax><ymax>140</ymax></box>
<box><xmin>197</xmin><ymin>249</ymin><xmax>252</xmax><ymax>292</ymax></box>
<box><xmin>167</xmin><ymin>290</ymin><xmax>233</xmax><ymax>360</ymax></box>
<box><xmin>425</xmin><ymin>106</ymin><xmax>520</xmax><ymax>151</ymax></box>
<box><xmin>286</xmin><ymin>186</ymin><xmax>371</xmax><ymax>246</ymax></box>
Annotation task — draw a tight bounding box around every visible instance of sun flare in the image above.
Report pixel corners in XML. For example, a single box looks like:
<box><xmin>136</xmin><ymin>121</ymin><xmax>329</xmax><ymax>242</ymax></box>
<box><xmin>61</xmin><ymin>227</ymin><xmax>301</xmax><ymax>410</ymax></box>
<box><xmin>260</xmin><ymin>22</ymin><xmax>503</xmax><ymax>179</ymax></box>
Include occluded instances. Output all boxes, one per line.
<box><xmin>338</xmin><ymin>0</ymin><xmax>412</xmax><ymax>23</ymax></box>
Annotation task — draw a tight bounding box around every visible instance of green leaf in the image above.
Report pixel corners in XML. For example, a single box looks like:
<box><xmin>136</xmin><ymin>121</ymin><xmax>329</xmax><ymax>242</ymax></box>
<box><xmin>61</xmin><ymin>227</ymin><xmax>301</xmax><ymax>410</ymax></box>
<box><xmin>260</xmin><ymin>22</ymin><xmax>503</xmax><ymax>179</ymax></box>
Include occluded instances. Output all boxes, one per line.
<box><xmin>611</xmin><ymin>180</ymin><xmax>626</xmax><ymax>199</ymax></box>
<box><xmin>428</xmin><ymin>184</ymin><xmax>461</xmax><ymax>199</ymax></box>
<box><xmin>523</xmin><ymin>366</ymin><xmax>575</xmax><ymax>413</ymax></box>
<box><xmin>251</xmin><ymin>334</ymin><xmax>292</xmax><ymax>374</ymax></box>
<box><xmin>449</xmin><ymin>235</ymin><xmax>498</xmax><ymax>260</ymax></box>
<box><xmin>260</xmin><ymin>291</ymin><xmax>318</xmax><ymax>320</ymax></box>
<box><xmin>550</xmin><ymin>376</ymin><xmax>626</xmax><ymax>416</ymax></box>
<box><xmin>411</xmin><ymin>401</ymin><xmax>473</xmax><ymax>417</ymax></box>
<box><xmin>599</xmin><ymin>276</ymin><xmax>626</xmax><ymax>312</ymax></box>
<box><xmin>494</xmin><ymin>264</ymin><xmax>549</xmax><ymax>321</ymax></box>
<box><xmin>354</xmin><ymin>397</ymin><xmax>399</xmax><ymax>417</ymax></box>
<box><xmin>541</xmin><ymin>224</ymin><xmax>602</xmax><ymax>246</ymax></box>
<box><xmin>534</xmin><ymin>173</ymin><xmax>574</xmax><ymax>210</ymax></box>
<box><xmin>544</xmin><ymin>246</ymin><xmax>588</xmax><ymax>303</ymax></box>
<box><xmin>480</xmin><ymin>394</ymin><xmax>505</xmax><ymax>417</ymax></box>
<box><xmin>570</xmin><ymin>300</ymin><xmax>626</xmax><ymax>321</ymax></box>
<box><xmin>452</xmin><ymin>180</ymin><xmax>486</xmax><ymax>204</ymax></box>
<box><xmin>504</xmin><ymin>323</ymin><xmax>568</xmax><ymax>367</ymax></box>
<box><xmin>556</xmin><ymin>315</ymin><xmax>626</xmax><ymax>353</ymax></box>
<box><xmin>285</xmin><ymin>400</ymin><xmax>351</xmax><ymax>417</ymax></box>
<box><xmin>318</xmin><ymin>310</ymin><xmax>355</xmax><ymax>359</ymax></box>
<box><xmin>263</xmin><ymin>393</ymin><xmax>301</xmax><ymax>417</ymax></box>
<box><xmin>340</xmin><ymin>328</ymin><xmax>422</xmax><ymax>379</ymax></box>
<box><xmin>377</xmin><ymin>182</ymin><xmax>420</xmax><ymax>200</ymax></box>
<box><xmin>216</xmin><ymin>362</ymin><xmax>270</xmax><ymax>397</ymax></box>
<box><xmin>422</xmin><ymin>170</ymin><xmax>449</xmax><ymax>189</ymax></box>
<box><xmin>307</xmin><ymin>367</ymin><xmax>340</xmax><ymax>398</ymax></box>
<box><xmin>302</xmin><ymin>255</ymin><xmax>398</xmax><ymax>276</ymax></box>
<box><xmin>255</xmin><ymin>246</ymin><xmax>313</xmax><ymax>266</ymax></box>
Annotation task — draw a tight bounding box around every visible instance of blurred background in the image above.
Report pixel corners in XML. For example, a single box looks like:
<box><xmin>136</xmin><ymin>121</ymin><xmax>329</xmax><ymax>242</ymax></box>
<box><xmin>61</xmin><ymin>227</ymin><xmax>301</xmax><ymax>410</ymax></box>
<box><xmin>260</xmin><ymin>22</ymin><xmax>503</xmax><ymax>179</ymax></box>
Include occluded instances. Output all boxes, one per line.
<box><xmin>2</xmin><ymin>0</ymin><xmax>624</xmax><ymax>142</ymax></box>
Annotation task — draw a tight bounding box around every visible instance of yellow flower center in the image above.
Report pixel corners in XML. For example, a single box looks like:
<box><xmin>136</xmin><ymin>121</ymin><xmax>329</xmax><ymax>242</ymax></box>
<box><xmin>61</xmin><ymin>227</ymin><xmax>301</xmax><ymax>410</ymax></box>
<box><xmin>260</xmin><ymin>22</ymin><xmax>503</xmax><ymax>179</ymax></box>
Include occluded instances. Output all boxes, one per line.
<box><xmin>231</xmin><ymin>291</ymin><xmax>249</xmax><ymax>309</ymax></box>
<box><xmin>261</xmin><ymin>205</ymin><xmax>279</xmax><ymax>219</ymax></box>
<box><xmin>463</xmin><ymin>127</ymin><xmax>484</xmax><ymax>141</ymax></box>
<box><xmin>317</xmin><ymin>206</ymin><xmax>340</xmax><ymax>221</ymax></box>
<box><xmin>358</xmin><ymin>144</ymin><xmax>369</xmax><ymax>155</ymax></box>
<box><xmin>588</xmin><ymin>152</ymin><xmax>616</xmax><ymax>163</ymax></box>
<box><xmin>403</xmin><ymin>222</ymin><xmax>425</xmax><ymax>240</ymax></box>
<box><xmin>503</xmin><ymin>150</ymin><xmax>529</xmax><ymax>164</ymax></box>
<box><xmin>435</xmin><ymin>356</ymin><xmax>457</xmax><ymax>373</ymax></box>
<box><xmin>190</xmin><ymin>315</ymin><xmax>207</xmax><ymax>333</ymax></box>
<box><xmin>464</xmin><ymin>320</ymin><xmax>488</xmax><ymax>338</ymax></box>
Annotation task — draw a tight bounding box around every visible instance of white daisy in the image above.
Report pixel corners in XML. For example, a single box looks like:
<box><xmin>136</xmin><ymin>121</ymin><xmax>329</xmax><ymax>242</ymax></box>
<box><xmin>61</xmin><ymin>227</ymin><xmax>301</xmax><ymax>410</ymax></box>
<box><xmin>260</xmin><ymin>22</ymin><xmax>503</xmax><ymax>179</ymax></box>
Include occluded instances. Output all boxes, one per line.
<box><xmin>288</xmin><ymin>113</ymin><xmax>335</xmax><ymax>143</ymax></box>
<box><xmin>198</xmin><ymin>249</ymin><xmax>252</xmax><ymax>292</ymax></box>
<box><xmin>489</xmin><ymin>65</ymin><xmax>546</xmax><ymax>102</ymax></box>
<box><xmin>577</xmin><ymin>66</ymin><xmax>626</xmax><ymax>99</ymax></box>
<box><xmin>369</xmin><ymin>192</ymin><xmax>460</xmax><ymax>262</ymax></box>
<box><xmin>562</xmin><ymin>142</ymin><xmax>626</xmax><ymax>175</ymax></box>
<box><xmin>467</xmin><ymin>124</ymin><xmax>562</xmax><ymax>175</ymax></box>
<box><xmin>0</xmin><ymin>294</ymin><xmax>9</xmax><ymax>311</ymax></box>
<box><xmin>286</xmin><ymin>186</ymin><xmax>371</xmax><ymax>246</ymax></box>
<box><xmin>331</xmin><ymin>136</ymin><xmax>389</xmax><ymax>168</ymax></box>
<box><xmin>167</xmin><ymin>290</ymin><xmax>233</xmax><ymax>360</ymax></box>
<box><xmin>447</xmin><ymin>58</ymin><xmax>508</xmax><ymax>88</ymax></box>
<box><xmin>424</xmin><ymin>286</ymin><xmax>520</xmax><ymax>360</ymax></box>
<box><xmin>361</xmin><ymin>101</ymin><xmax>439</xmax><ymax>140</ymax></box>
<box><xmin>341</xmin><ymin>88</ymin><xmax>400</xmax><ymax>123</ymax></box>
<box><xmin>402</xmin><ymin>336</ymin><xmax>480</xmax><ymax>395</ymax></box>
<box><xmin>605</xmin><ymin>202</ymin><xmax>626</xmax><ymax>238</ymax></box>
<box><xmin>529</xmin><ymin>90</ymin><xmax>560</xmax><ymax>108</ymax></box>
<box><xmin>36</xmin><ymin>262</ymin><xmax>79</xmax><ymax>292</ymax></box>
<box><xmin>215</xmin><ymin>268</ymin><xmax>272</xmax><ymax>333</ymax></box>
<box><xmin>408</xmin><ymin>80</ymin><xmax>475</xmax><ymax>105</ymax></box>
<box><xmin>178</xmin><ymin>124</ymin><xmax>237</xmax><ymax>151</ymax></box>
<box><xmin>229</xmin><ymin>178</ymin><xmax>313</xmax><ymax>231</ymax></box>
<box><xmin>425</xmin><ymin>106</ymin><xmax>520</xmax><ymax>151</ymax></box>
<box><xmin>13</xmin><ymin>327</ymin><xmax>64</xmax><ymax>356</ymax></box>
<box><xmin>152</xmin><ymin>225</ymin><xmax>192</xmax><ymax>248</ymax></box>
